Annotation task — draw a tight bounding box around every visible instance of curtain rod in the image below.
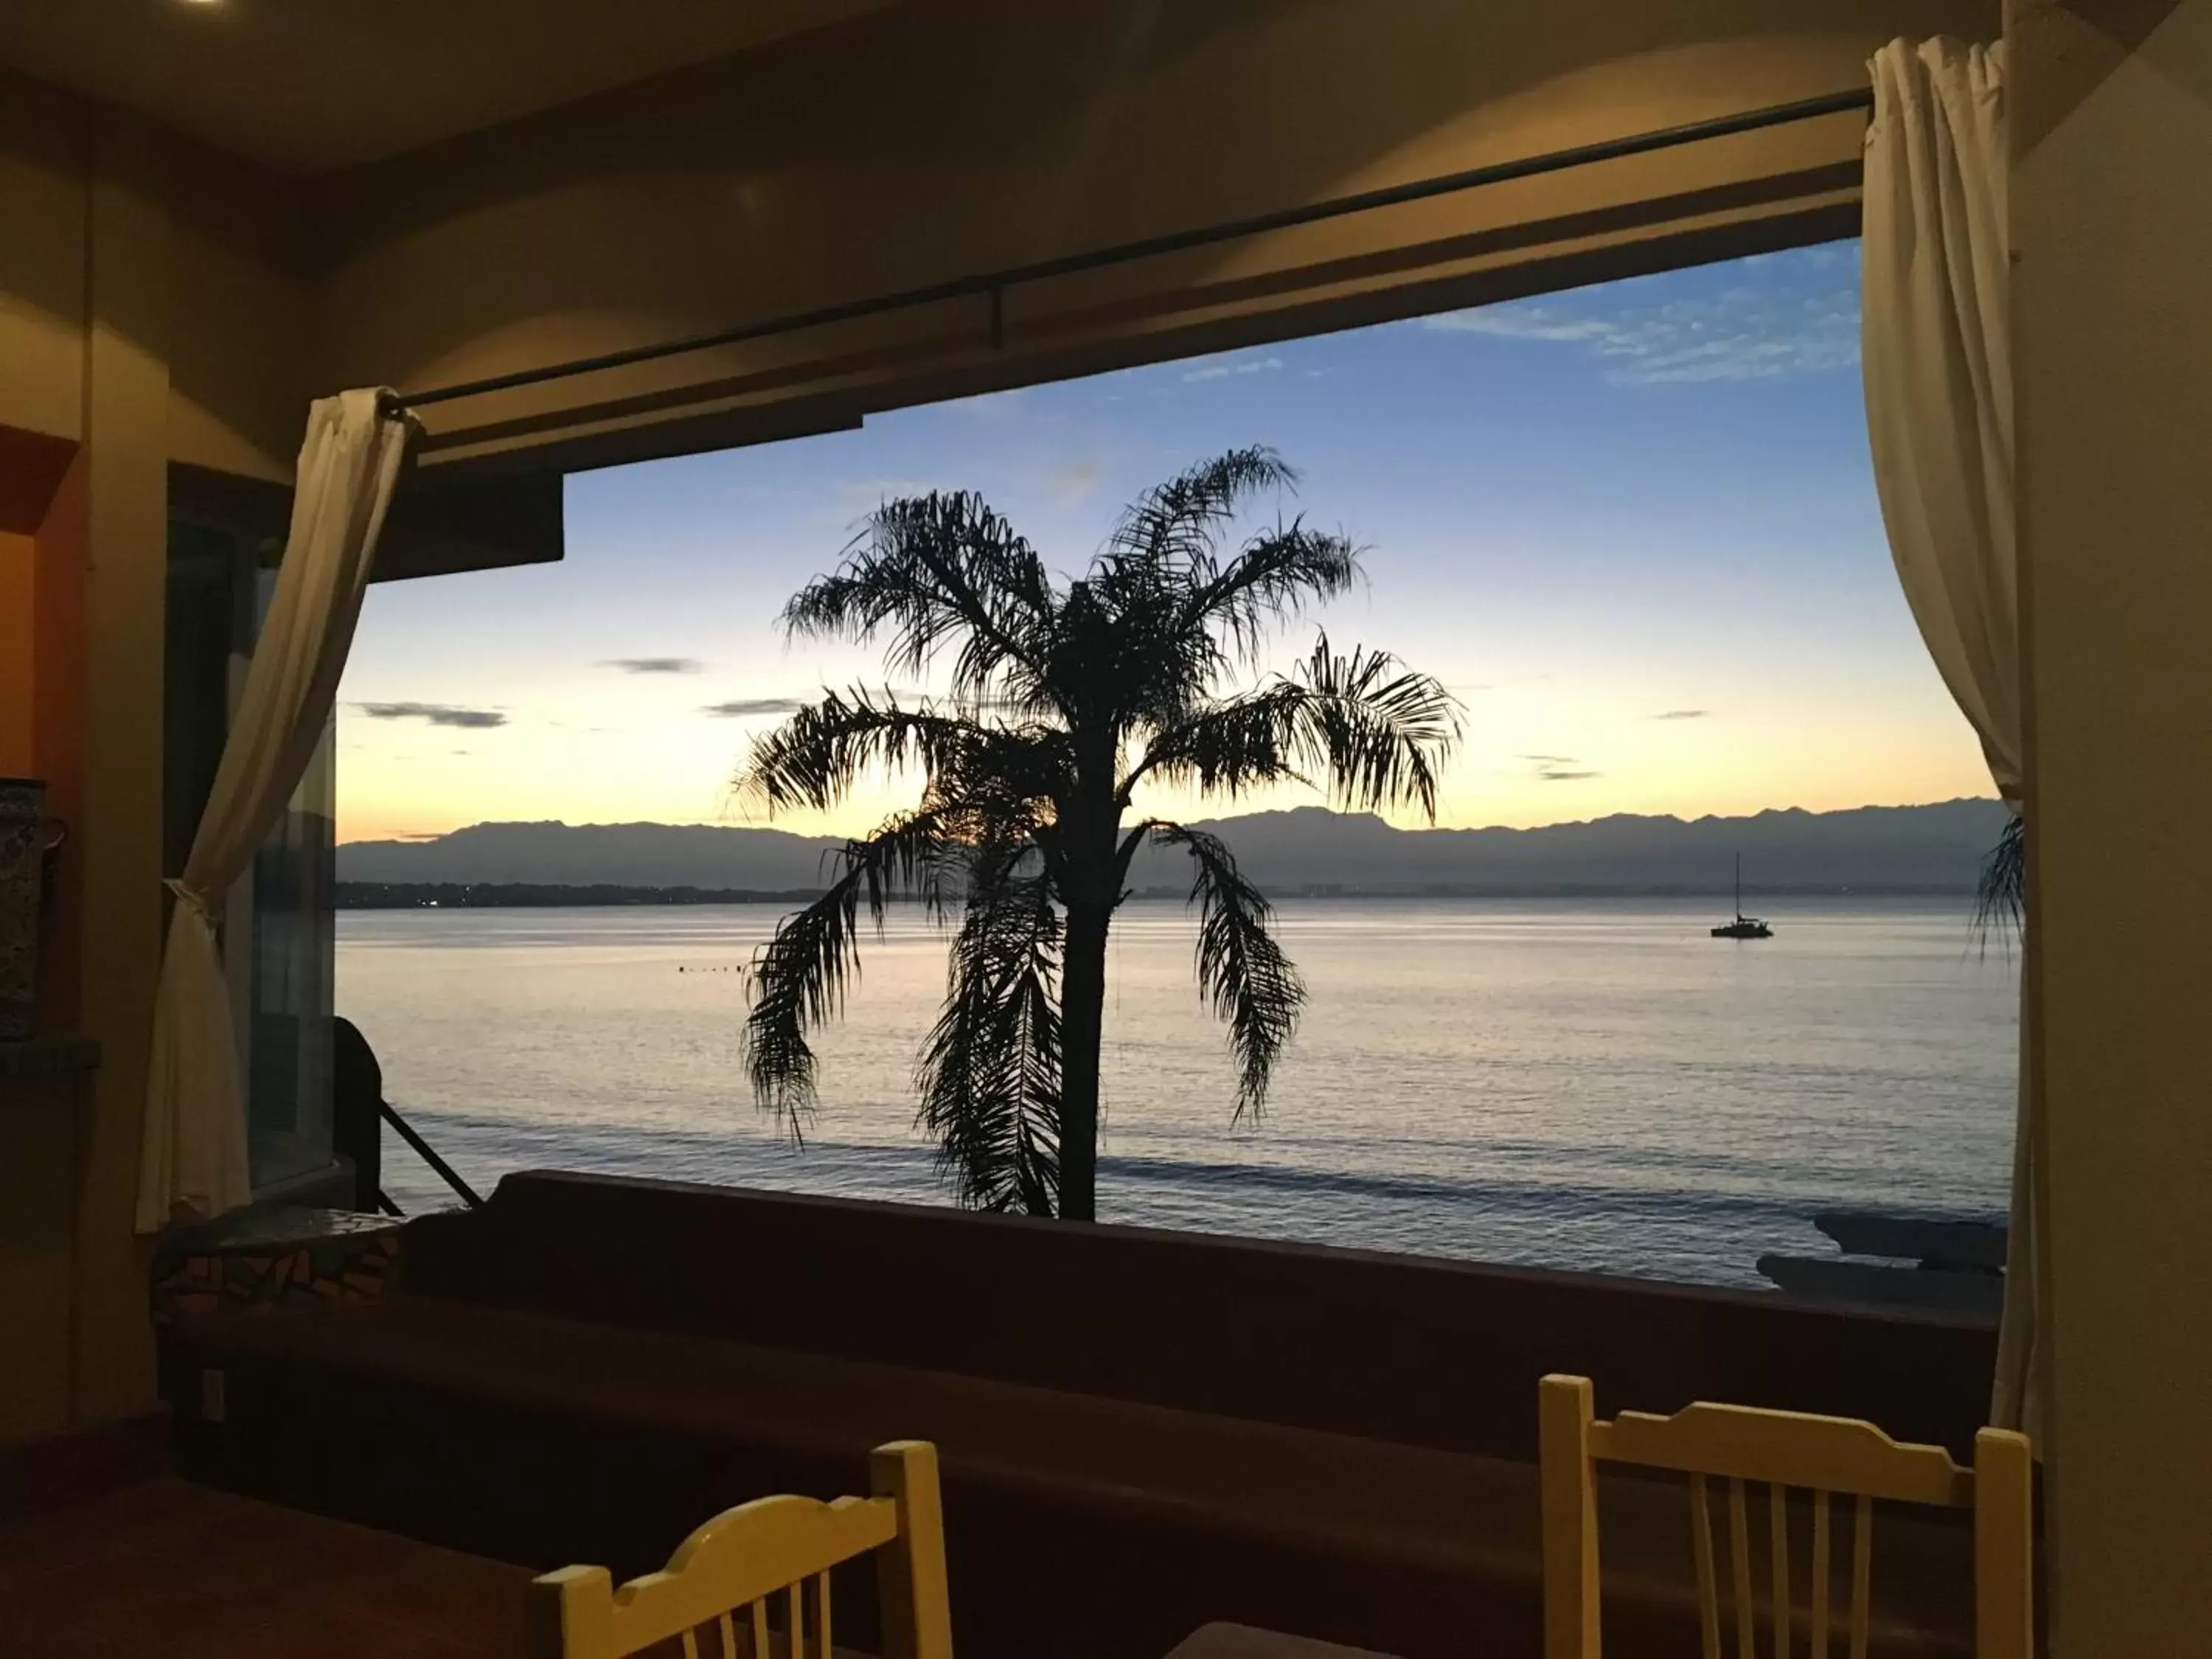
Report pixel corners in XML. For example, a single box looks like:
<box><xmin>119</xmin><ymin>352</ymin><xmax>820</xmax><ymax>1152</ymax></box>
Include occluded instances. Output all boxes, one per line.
<box><xmin>392</xmin><ymin>84</ymin><xmax>1873</xmax><ymax>413</ymax></box>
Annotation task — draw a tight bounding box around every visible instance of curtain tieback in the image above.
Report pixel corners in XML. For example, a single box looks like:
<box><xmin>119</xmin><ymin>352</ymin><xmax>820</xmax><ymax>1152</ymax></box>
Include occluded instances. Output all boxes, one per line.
<box><xmin>164</xmin><ymin>877</ymin><xmax>217</xmax><ymax>919</ymax></box>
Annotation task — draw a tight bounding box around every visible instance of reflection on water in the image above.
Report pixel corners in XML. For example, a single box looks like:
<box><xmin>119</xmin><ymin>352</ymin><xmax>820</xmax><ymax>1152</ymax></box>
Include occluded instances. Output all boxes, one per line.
<box><xmin>338</xmin><ymin>897</ymin><xmax>2017</xmax><ymax>1288</ymax></box>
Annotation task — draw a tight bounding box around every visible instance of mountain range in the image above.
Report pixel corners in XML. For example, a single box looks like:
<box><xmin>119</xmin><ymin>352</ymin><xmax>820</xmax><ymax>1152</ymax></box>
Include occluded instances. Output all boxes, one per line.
<box><xmin>337</xmin><ymin>799</ymin><xmax>2011</xmax><ymax>897</ymax></box>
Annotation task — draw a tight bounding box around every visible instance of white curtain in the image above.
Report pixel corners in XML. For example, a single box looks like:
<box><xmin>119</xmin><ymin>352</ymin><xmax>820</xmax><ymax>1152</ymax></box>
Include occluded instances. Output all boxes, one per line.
<box><xmin>136</xmin><ymin>389</ymin><xmax>413</xmax><ymax>1232</ymax></box>
<box><xmin>1861</xmin><ymin>39</ymin><xmax>2037</xmax><ymax>1436</ymax></box>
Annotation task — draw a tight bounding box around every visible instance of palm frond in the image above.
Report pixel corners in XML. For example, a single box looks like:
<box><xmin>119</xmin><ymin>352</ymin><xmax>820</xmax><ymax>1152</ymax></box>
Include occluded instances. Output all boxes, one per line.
<box><xmin>737</xmin><ymin>689</ymin><xmax>981</xmax><ymax>815</ymax></box>
<box><xmin>1972</xmin><ymin>810</ymin><xmax>2025</xmax><ymax>950</ymax></box>
<box><xmin>1128</xmin><ymin>635</ymin><xmax>1459</xmax><ymax>818</ymax></box>
<box><xmin>914</xmin><ymin>844</ymin><xmax>1063</xmax><ymax>1214</ymax></box>
<box><xmin>1150</xmin><ymin>824</ymin><xmax>1303</xmax><ymax>1122</ymax></box>
<box><xmin>1121</xmin><ymin>681</ymin><xmax>1311</xmax><ymax>801</ymax></box>
<box><xmin>1099</xmin><ymin>447</ymin><xmax>1298</xmax><ymax>580</ymax></box>
<box><xmin>744</xmin><ymin>811</ymin><xmax>953</xmax><ymax>1133</ymax></box>
<box><xmin>1086</xmin><ymin>450</ymin><xmax>1356</xmax><ymax>720</ymax></box>
<box><xmin>784</xmin><ymin>492</ymin><xmax>1057</xmax><ymax>712</ymax></box>
<box><xmin>1180</xmin><ymin>521</ymin><xmax>1362</xmax><ymax>666</ymax></box>
<box><xmin>1283</xmin><ymin>636</ymin><xmax>1459</xmax><ymax>818</ymax></box>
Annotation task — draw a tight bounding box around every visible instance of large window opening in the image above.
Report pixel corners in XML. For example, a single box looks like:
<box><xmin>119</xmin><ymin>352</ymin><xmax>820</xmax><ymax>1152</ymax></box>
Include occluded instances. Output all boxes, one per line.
<box><xmin>333</xmin><ymin>237</ymin><xmax>2017</xmax><ymax>1294</ymax></box>
<box><xmin>167</xmin><ymin>518</ymin><xmax>340</xmax><ymax>1202</ymax></box>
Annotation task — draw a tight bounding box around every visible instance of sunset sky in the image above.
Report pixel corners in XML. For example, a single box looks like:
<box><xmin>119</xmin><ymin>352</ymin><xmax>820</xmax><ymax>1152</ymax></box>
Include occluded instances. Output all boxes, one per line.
<box><xmin>335</xmin><ymin>238</ymin><xmax>1992</xmax><ymax>846</ymax></box>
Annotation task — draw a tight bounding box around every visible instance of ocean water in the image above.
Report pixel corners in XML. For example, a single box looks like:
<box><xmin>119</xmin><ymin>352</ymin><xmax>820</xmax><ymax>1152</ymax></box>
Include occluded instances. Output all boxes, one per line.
<box><xmin>335</xmin><ymin>897</ymin><xmax>2019</xmax><ymax>1289</ymax></box>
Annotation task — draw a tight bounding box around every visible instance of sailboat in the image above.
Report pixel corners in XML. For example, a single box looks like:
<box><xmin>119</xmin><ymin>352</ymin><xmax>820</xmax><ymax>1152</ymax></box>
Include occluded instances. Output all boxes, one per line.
<box><xmin>1711</xmin><ymin>853</ymin><xmax>1773</xmax><ymax>939</ymax></box>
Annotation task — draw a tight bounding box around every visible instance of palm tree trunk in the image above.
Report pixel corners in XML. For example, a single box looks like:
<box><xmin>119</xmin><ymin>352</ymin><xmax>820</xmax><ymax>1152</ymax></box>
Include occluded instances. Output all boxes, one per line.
<box><xmin>1057</xmin><ymin>897</ymin><xmax>1111</xmax><ymax>1222</ymax></box>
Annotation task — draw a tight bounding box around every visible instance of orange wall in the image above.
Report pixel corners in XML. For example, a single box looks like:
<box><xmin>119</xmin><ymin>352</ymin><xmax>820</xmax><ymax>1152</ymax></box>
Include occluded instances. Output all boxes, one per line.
<box><xmin>0</xmin><ymin>529</ymin><xmax>29</xmax><ymax>776</ymax></box>
<box><xmin>0</xmin><ymin>453</ymin><xmax>86</xmax><ymax>1444</ymax></box>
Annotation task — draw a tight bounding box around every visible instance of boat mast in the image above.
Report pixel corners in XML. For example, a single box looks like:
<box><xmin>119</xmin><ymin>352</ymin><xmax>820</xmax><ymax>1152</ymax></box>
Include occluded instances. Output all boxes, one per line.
<box><xmin>1735</xmin><ymin>852</ymin><xmax>1742</xmax><ymax>919</ymax></box>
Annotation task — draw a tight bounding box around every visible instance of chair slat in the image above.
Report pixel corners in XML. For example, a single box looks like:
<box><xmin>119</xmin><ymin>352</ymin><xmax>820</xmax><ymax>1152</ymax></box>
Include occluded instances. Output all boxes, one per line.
<box><xmin>1596</xmin><ymin>1403</ymin><xmax>1972</xmax><ymax>1507</ymax></box>
<box><xmin>873</xmin><ymin>1441</ymin><xmax>956</xmax><ymax>1659</ymax></box>
<box><xmin>528</xmin><ymin>1441</ymin><xmax>949</xmax><ymax>1659</ymax></box>
<box><xmin>1537</xmin><ymin>1378</ymin><xmax>2030</xmax><ymax>1659</ymax></box>
<box><xmin>1972</xmin><ymin>1428</ymin><xmax>2034</xmax><ymax>1659</ymax></box>
<box><xmin>1539</xmin><ymin>1376</ymin><xmax>1601</xmax><ymax>1659</ymax></box>
<box><xmin>592</xmin><ymin>1496</ymin><xmax>895</xmax><ymax>1651</ymax></box>
<box><xmin>1811</xmin><ymin>1490</ymin><xmax>1832</xmax><ymax>1659</ymax></box>
<box><xmin>1729</xmin><ymin>1478</ymin><xmax>1755</xmax><ymax>1659</ymax></box>
<box><xmin>1689</xmin><ymin>1475</ymin><xmax>1722</xmax><ymax>1659</ymax></box>
<box><xmin>1849</xmin><ymin>1496</ymin><xmax>1873</xmax><ymax>1659</ymax></box>
<box><xmin>1770</xmin><ymin>1484</ymin><xmax>1791</xmax><ymax>1659</ymax></box>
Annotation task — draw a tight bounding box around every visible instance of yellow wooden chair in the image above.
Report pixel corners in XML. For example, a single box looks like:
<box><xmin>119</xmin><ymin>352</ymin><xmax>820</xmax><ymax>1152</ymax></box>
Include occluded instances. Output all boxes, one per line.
<box><xmin>1538</xmin><ymin>1375</ymin><xmax>2032</xmax><ymax>1659</ymax></box>
<box><xmin>529</xmin><ymin>1440</ymin><xmax>955</xmax><ymax>1659</ymax></box>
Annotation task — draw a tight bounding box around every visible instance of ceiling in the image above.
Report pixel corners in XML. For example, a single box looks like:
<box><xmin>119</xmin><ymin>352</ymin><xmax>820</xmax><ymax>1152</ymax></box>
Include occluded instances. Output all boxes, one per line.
<box><xmin>0</xmin><ymin>0</ymin><xmax>898</xmax><ymax>177</ymax></box>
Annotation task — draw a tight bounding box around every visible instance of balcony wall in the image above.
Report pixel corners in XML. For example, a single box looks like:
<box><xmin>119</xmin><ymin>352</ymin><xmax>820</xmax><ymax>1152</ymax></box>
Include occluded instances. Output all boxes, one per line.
<box><xmin>165</xmin><ymin>1172</ymin><xmax>1997</xmax><ymax>1659</ymax></box>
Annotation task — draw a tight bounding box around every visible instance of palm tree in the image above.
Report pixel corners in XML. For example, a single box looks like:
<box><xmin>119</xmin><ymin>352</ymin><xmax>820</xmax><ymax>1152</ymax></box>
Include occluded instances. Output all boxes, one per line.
<box><xmin>737</xmin><ymin>448</ymin><xmax>1457</xmax><ymax>1221</ymax></box>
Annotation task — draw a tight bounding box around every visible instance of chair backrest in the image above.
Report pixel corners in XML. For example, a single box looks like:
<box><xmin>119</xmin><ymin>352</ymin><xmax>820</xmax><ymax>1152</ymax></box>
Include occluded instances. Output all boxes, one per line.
<box><xmin>529</xmin><ymin>1440</ymin><xmax>955</xmax><ymax>1659</ymax></box>
<box><xmin>1538</xmin><ymin>1375</ymin><xmax>2032</xmax><ymax>1659</ymax></box>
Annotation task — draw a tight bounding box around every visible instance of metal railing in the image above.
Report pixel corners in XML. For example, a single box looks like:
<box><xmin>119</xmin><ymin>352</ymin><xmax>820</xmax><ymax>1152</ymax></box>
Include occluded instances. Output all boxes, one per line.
<box><xmin>378</xmin><ymin>1099</ymin><xmax>485</xmax><ymax>1211</ymax></box>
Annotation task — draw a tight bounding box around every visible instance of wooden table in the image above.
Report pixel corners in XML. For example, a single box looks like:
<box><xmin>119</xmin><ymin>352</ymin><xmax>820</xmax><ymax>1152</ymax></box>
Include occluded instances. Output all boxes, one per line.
<box><xmin>0</xmin><ymin>1478</ymin><xmax>529</xmax><ymax>1656</ymax></box>
<box><xmin>1163</xmin><ymin>1622</ymin><xmax>1405</xmax><ymax>1659</ymax></box>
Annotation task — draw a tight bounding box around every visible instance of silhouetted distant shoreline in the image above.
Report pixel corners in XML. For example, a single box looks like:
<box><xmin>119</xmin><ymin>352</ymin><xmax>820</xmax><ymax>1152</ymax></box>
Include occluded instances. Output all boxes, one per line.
<box><xmin>337</xmin><ymin>879</ymin><xmax>1989</xmax><ymax>911</ymax></box>
<box><xmin>336</xmin><ymin>799</ymin><xmax>2009</xmax><ymax>908</ymax></box>
<box><xmin>338</xmin><ymin>882</ymin><xmax>824</xmax><ymax>910</ymax></box>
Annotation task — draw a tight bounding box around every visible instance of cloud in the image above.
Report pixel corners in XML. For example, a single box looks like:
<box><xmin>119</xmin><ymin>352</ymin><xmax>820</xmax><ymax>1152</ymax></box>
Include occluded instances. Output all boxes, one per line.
<box><xmin>1046</xmin><ymin>458</ymin><xmax>1102</xmax><ymax>503</ymax></box>
<box><xmin>1654</xmin><ymin>709</ymin><xmax>1710</xmax><ymax>720</ymax></box>
<box><xmin>818</xmin><ymin>476</ymin><xmax>943</xmax><ymax>528</ymax></box>
<box><xmin>605</xmin><ymin>657</ymin><xmax>703</xmax><ymax>675</ymax></box>
<box><xmin>1422</xmin><ymin>248</ymin><xmax>1859</xmax><ymax>384</ymax></box>
<box><xmin>1520</xmin><ymin>753</ymin><xmax>1600</xmax><ymax>782</ymax></box>
<box><xmin>352</xmin><ymin>701</ymin><xmax>507</xmax><ymax>729</ymax></box>
<box><xmin>703</xmin><ymin>698</ymin><xmax>807</xmax><ymax>718</ymax></box>
<box><xmin>1182</xmin><ymin>354</ymin><xmax>1284</xmax><ymax>383</ymax></box>
<box><xmin>1430</xmin><ymin>313</ymin><xmax>1617</xmax><ymax>344</ymax></box>
<box><xmin>835</xmin><ymin>476</ymin><xmax>937</xmax><ymax>512</ymax></box>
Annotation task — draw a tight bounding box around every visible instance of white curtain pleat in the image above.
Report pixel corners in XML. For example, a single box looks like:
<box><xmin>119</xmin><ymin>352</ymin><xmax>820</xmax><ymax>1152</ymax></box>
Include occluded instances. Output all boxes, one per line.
<box><xmin>136</xmin><ymin>389</ymin><xmax>412</xmax><ymax>1232</ymax></box>
<box><xmin>1861</xmin><ymin>38</ymin><xmax>2037</xmax><ymax>1436</ymax></box>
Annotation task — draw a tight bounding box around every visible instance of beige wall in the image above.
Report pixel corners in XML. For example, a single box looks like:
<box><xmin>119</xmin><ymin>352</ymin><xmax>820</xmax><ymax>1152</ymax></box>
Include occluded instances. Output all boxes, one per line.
<box><xmin>0</xmin><ymin>73</ymin><xmax>86</xmax><ymax>447</ymax></box>
<box><xmin>0</xmin><ymin>75</ymin><xmax>309</xmax><ymax>1440</ymax></box>
<box><xmin>314</xmin><ymin>0</ymin><xmax>1992</xmax><ymax>478</ymax></box>
<box><xmin>2013</xmin><ymin>1</ymin><xmax>2212</xmax><ymax>1651</ymax></box>
<box><xmin>0</xmin><ymin>66</ymin><xmax>312</xmax><ymax>476</ymax></box>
